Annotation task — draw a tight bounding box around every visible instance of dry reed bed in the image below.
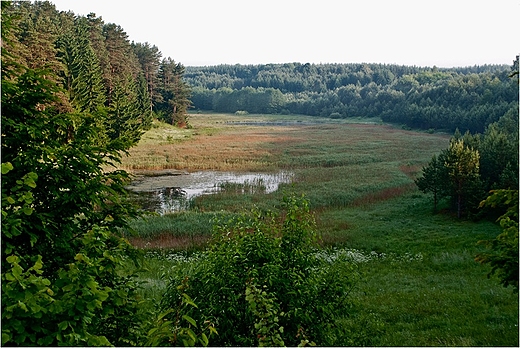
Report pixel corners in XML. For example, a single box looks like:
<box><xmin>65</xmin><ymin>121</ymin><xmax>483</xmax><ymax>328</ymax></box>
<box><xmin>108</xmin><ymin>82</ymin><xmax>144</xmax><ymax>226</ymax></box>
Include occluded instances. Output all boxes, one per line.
<box><xmin>121</xmin><ymin>117</ymin><xmax>449</xmax><ymax>173</ymax></box>
<box><xmin>121</xmin><ymin>126</ymin><xmax>293</xmax><ymax>171</ymax></box>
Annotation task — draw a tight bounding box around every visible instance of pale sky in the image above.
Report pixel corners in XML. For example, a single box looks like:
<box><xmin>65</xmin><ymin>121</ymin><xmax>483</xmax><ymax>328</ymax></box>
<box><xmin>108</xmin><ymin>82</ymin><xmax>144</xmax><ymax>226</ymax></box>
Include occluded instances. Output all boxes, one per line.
<box><xmin>50</xmin><ymin>0</ymin><xmax>519</xmax><ymax>68</ymax></box>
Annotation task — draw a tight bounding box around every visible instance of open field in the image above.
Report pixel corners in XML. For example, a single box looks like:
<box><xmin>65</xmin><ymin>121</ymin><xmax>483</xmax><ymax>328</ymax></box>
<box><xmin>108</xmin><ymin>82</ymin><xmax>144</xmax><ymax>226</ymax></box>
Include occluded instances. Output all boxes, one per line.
<box><xmin>123</xmin><ymin>113</ymin><xmax>518</xmax><ymax>346</ymax></box>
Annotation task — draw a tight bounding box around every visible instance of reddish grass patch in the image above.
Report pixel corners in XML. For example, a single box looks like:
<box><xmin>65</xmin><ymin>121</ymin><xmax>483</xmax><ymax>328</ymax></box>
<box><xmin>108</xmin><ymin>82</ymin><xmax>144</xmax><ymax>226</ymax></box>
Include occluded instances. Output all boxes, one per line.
<box><xmin>350</xmin><ymin>183</ymin><xmax>416</xmax><ymax>207</ymax></box>
<box><xmin>399</xmin><ymin>164</ymin><xmax>423</xmax><ymax>179</ymax></box>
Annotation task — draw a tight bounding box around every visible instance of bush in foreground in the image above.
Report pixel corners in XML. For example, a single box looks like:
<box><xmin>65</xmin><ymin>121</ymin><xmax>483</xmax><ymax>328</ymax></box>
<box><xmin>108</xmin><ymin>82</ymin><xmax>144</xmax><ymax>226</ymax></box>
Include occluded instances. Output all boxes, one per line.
<box><xmin>162</xmin><ymin>195</ymin><xmax>383</xmax><ymax>346</ymax></box>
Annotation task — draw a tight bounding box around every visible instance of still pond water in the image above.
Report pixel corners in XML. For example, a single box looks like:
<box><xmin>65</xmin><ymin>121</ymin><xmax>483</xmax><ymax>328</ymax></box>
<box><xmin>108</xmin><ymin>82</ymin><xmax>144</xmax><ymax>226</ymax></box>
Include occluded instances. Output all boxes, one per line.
<box><xmin>126</xmin><ymin>171</ymin><xmax>293</xmax><ymax>214</ymax></box>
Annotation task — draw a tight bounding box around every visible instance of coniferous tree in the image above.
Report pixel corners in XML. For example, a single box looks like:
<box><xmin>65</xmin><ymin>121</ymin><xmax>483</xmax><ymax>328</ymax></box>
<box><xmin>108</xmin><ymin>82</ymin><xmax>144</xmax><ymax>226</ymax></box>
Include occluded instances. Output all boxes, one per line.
<box><xmin>415</xmin><ymin>154</ymin><xmax>449</xmax><ymax>212</ymax></box>
<box><xmin>157</xmin><ymin>57</ymin><xmax>191</xmax><ymax>126</ymax></box>
<box><xmin>107</xmin><ymin>75</ymin><xmax>150</xmax><ymax>145</ymax></box>
<box><xmin>57</xmin><ymin>16</ymin><xmax>106</xmax><ymax>113</ymax></box>
<box><xmin>444</xmin><ymin>139</ymin><xmax>483</xmax><ymax>218</ymax></box>
<box><xmin>132</xmin><ymin>41</ymin><xmax>162</xmax><ymax>112</ymax></box>
<box><xmin>85</xmin><ymin>12</ymin><xmax>112</xmax><ymax>95</ymax></box>
<box><xmin>102</xmin><ymin>23</ymin><xmax>141</xmax><ymax>105</ymax></box>
<box><xmin>479</xmin><ymin>124</ymin><xmax>519</xmax><ymax>190</ymax></box>
<box><xmin>100</xmin><ymin>22</ymin><xmax>151</xmax><ymax>142</ymax></box>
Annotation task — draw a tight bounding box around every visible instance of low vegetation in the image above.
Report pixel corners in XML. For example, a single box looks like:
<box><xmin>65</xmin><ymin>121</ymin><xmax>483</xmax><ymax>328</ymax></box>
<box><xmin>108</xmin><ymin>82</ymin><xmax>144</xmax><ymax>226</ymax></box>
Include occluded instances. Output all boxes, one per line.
<box><xmin>122</xmin><ymin>113</ymin><xmax>517</xmax><ymax>346</ymax></box>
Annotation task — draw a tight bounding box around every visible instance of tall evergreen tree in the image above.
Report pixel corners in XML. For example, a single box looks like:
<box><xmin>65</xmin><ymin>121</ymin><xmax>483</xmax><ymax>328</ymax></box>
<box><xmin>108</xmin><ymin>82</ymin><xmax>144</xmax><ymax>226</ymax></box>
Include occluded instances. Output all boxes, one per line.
<box><xmin>157</xmin><ymin>57</ymin><xmax>191</xmax><ymax>126</ymax></box>
<box><xmin>57</xmin><ymin>16</ymin><xmax>106</xmax><ymax>113</ymax></box>
<box><xmin>132</xmin><ymin>41</ymin><xmax>162</xmax><ymax>112</ymax></box>
<box><xmin>106</xmin><ymin>75</ymin><xmax>151</xmax><ymax>145</ymax></box>
<box><xmin>444</xmin><ymin>139</ymin><xmax>483</xmax><ymax>218</ymax></box>
<box><xmin>102</xmin><ymin>23</ymin><xmax>141</xmax><ymax>105</ymax></box>
<box><xmin>479</xmin><ymin>124</ymin><xmax>519</xmax><ymax>190</ymax></box>
<box><xmin>85</xmin><ymin>12</ymin><xmax>112</xmax><ymax>96</ymax></box>
<box><xmin>415</xmin><ymin>153</ymin><xmax>449</xmax><ymax>212</ymax></box>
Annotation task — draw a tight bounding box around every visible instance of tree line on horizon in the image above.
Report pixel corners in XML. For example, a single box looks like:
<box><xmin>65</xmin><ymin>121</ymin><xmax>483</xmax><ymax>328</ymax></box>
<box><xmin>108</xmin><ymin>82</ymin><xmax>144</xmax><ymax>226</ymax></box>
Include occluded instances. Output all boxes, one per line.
<box><xmin>186</xmin><ymin>62</ymin><xmax>518</xmax><ymax>134</ymax></box>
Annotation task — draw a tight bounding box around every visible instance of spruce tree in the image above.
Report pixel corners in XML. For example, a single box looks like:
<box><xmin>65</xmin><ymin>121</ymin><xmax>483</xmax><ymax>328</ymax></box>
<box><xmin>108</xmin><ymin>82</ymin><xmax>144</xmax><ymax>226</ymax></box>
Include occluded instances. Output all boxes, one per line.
<box><xmin>415</xmin><ymin>153</ymin><xmax>449</xmax><ymax>212</ymax></box>
<box><xmin>157</xmin><ymin>57</ymin><xmax>191</xmax><ymax>126</ymax></box>
<box><xmin>132</xmin><ymin>41</ymin><xmax>162</xmax><ymax>112</ymax></box>
<box><xmin>57</xmin><ymin>16</ymin><xmax>106</xmax><ymax>113</ymax></box>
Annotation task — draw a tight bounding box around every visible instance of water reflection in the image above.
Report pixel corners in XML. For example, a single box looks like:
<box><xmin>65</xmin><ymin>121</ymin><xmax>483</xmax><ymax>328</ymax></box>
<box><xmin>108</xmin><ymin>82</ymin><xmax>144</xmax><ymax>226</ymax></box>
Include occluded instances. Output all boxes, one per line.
<box><xmin>127</xmin><ymin>171</ymin><xmax>293</xmax><ymax>214</ymax></box>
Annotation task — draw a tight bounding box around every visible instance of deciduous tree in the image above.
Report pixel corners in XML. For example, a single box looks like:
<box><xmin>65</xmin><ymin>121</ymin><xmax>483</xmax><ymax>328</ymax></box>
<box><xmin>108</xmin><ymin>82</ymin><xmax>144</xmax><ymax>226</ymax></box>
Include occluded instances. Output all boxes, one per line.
<box><xmin>1</xmin><ymin>5</ymin><xmax>145</xmax><ymax>344</ymax></box>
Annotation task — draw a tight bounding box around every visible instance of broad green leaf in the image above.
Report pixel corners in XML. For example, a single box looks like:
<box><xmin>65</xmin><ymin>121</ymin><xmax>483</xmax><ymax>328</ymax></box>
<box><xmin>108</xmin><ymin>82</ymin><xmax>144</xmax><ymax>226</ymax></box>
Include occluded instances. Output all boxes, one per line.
<box><xmin>182</xmin><ymin>293</ymin><xmax>198</xmax><ymax>308</ymax></box>
<box><xmin>157</xmin><ymin>309</ymin><xmax>174</xmax><ymax>321</ymax></box>
<box><xmin>1</xmin><ymin>162</ymin><xmax>13</xmax><ymax>174</ymax></box>
<box><xmin>182</xmin><ymin>314</ymin><xmax>197</xmax><ymax>328</ymax></box>
<box><xmin>2</xmin><ymin>332</ymin><xmax>11</xmax><ymax>345</ymax></box>
<box><xmin>6</xmin><ymin>255</ymin><xmax>19</xmax><ymax>264</ymax></box>
<box><xmin>58</xmin><ymin>321</ymin><xmax>69</xmax><ymax>331</ymax></box>
<box><xmin>200</xmin><ymin>332</ymin><xmax>209</xmax><ymax>346</ymax></box>
<box><xmin>186</xmin><ymin>328</ymin><xmax>197</xmax><ymax>342</ymax></box>
<box><xmin>18</xmin><ymin>301</ymin><xmax>28</xmax><ymax>312</ymax></box>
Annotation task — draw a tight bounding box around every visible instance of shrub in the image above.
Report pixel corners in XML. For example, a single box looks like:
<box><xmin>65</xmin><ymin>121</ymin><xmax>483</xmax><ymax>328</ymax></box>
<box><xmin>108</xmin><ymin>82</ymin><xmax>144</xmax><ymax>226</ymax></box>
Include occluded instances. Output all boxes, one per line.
<box><xmin>162</xmin><ymin>195</ymin><xmax>367</xmax><ymax>346</ymax></box>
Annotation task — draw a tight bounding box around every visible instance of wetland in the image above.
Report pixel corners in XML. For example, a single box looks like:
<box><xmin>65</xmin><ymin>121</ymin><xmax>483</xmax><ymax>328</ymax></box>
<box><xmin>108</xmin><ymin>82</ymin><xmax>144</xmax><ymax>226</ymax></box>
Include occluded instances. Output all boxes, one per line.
<box><xmin>120</xmin><ymin>113</ymin><xmax>517</xmax><ymax>347</ymax></box>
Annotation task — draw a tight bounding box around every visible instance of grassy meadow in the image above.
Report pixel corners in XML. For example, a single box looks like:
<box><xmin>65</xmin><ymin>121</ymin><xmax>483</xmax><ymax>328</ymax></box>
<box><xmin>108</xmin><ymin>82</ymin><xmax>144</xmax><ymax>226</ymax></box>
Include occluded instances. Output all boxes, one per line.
<box><xmin>122</xmin><ymin>113</ymin><xmax>518</xmax><ymax>346</ymax></box>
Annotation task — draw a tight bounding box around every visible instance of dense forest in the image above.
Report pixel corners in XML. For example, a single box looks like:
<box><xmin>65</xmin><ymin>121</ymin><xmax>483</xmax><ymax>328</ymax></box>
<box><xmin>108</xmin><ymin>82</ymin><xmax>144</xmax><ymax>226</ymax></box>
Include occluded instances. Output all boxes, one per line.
<box><xmin>2</xmin><ymin>0</ymin><xmax>191</xmax><ymax>129</ymax></box>
<box><xmin>186</xmin><ymin>62</ymin><xmax>518</xmax><ymax>133</ymax></box>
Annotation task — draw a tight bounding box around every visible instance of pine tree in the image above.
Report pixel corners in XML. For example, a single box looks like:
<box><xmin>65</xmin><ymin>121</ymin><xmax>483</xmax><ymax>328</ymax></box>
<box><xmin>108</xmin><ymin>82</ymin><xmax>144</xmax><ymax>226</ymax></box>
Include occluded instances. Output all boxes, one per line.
<box><xmin>132</xmin><ymin>41</ymin><xmax>162</xmax><ymax>112</ymax></box>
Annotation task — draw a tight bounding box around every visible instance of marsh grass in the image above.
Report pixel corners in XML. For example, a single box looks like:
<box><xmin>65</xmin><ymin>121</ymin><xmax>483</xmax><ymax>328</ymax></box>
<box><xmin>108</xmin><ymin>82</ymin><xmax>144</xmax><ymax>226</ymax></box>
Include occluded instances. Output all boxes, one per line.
<box><xmin>124</xmin><ymin>211</ymin><xmax>235</xmax><ymax>250</ymax></box>
<box><xmin>124</xmin><ymin>113</ymin><xmax>517</xmax><ymax>346</ymax></box>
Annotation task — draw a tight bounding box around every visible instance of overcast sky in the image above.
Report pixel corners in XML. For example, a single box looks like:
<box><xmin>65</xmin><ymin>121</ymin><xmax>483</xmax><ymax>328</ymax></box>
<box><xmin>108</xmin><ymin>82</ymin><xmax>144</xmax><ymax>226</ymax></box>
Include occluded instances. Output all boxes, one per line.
<box><xmin>50</xmin><ymin>0</ymin><xmax>519</xmax><ymax>68</ymax></box>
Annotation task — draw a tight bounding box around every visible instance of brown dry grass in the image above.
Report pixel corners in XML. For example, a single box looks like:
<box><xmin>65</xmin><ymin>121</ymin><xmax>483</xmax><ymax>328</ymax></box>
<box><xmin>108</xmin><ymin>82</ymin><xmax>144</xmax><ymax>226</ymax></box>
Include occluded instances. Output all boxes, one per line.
<box><xmin>121</xmin><ymin>120</ymin><xmax>297</xmax><ymax>172</ymax></box>
<box><xmin>121</xmin><ymin>114</ymin><xmax>450</xmax><ymax>174</ymax></box>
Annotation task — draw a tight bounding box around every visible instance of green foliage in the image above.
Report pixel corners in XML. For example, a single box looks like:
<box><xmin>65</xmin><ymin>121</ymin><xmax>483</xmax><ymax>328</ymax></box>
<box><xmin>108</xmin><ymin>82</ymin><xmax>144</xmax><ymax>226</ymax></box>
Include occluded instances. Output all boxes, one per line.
<box><xmin>245</xmin><ymin>281</ymin><xmax>285</xmax><ymax>347</ymax></box>
<box><xmin>1</xmin><ymin>227</ymin><xmax>144</xmax><ymax>346</ymax></box>
<box><xmin>57</xmin><ymin>15</ymin><xmax>106</xmax><ymax>113</ymax></box>
<box><xmin>145</xmin><ymin>278</ymin><xmax>217</xmax><ymax>346</ymax></box>
<box><xmin>156</xmin><ymin>57</ymin><xmax>191</xmax><ymax>127</ymax></box>
<box><xmin>417</xmin><ymin>119</ymin><xmax>518</xmax><ymax>218</ymax></box>
<box><xmin>415</xmin><ymin>154</ymin><xmax>449</xmax><ymax>212</ymax></box>
<box><xmin>476</xmin><ymin>190</ymin><xmax>519</xmax><ymax>292</ymax></box>
<box><xmin>444</xmin><ymin>139</ymin><xmax>483</xmax><ymax>218</ymax></box>
<box><xmin>162</xmin><ymin>195</ymin><xmax>368</xmax><ymax>346</ymax></box>
<box><xmin>186</xmin><ymin>62</ymin><xmax>517</xmax><ymax>133</ymax></box>
<box><xmin>1</xmin><ymin>6</ymin><xmax>149</xmax><ymax>346</ymax></box>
